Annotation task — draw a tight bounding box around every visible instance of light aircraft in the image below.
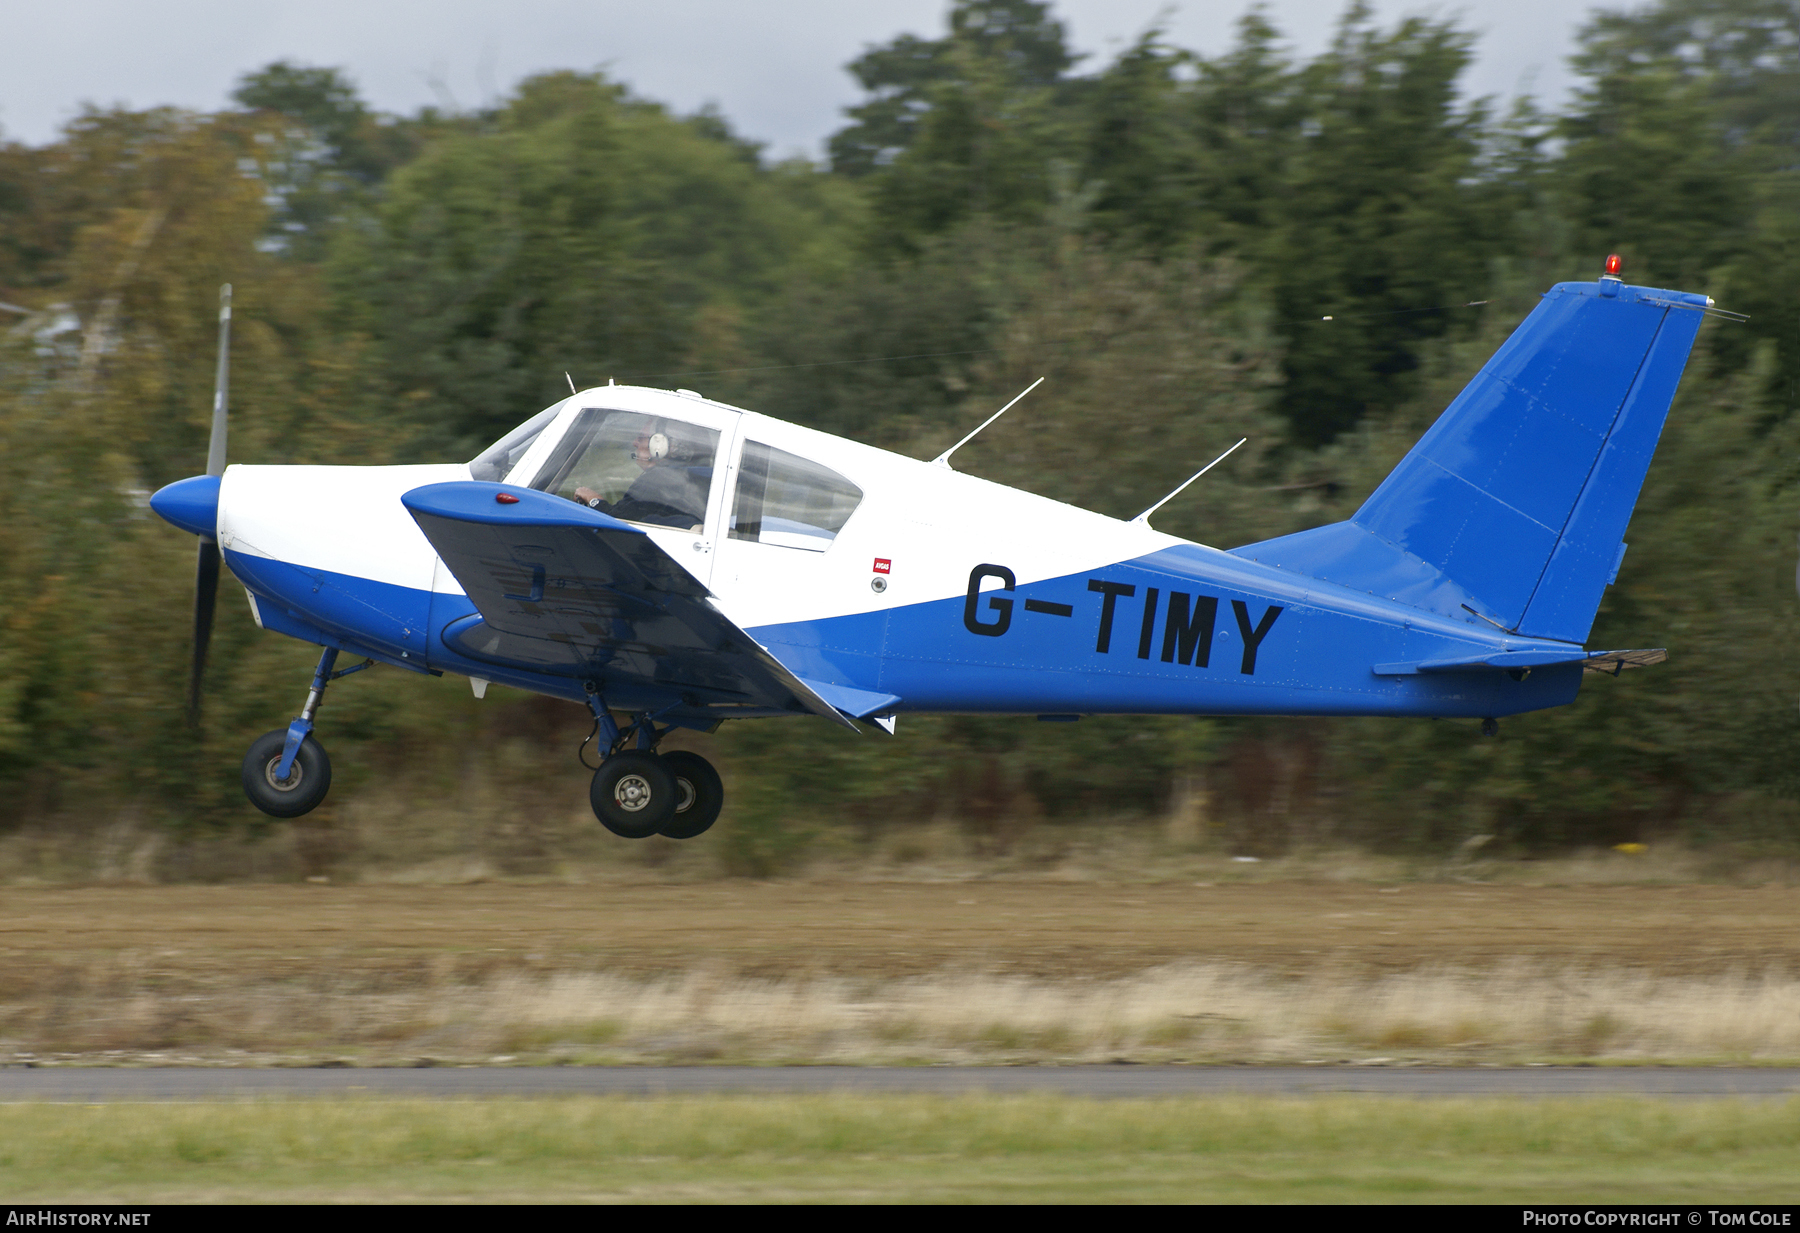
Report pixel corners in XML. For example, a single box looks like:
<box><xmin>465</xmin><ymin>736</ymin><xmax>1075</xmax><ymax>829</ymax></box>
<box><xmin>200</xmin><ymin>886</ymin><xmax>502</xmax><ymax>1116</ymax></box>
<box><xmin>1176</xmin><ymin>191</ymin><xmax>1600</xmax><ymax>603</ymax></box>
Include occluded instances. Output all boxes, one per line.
<box><xmin>151</xmin><ymin>261</ymin><xmax>1714</xmax><ymax>839</ymax></box>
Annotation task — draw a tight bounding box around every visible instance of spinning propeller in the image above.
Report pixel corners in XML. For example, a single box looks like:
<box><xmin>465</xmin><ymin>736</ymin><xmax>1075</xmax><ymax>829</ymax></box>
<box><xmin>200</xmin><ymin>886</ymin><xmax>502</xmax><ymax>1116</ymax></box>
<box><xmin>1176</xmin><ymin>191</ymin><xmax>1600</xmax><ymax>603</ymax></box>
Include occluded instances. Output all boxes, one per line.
<box><xmin>187</xmin><ymin>284</ymin><xmax>231</xmax><ymax>724</ymax></box>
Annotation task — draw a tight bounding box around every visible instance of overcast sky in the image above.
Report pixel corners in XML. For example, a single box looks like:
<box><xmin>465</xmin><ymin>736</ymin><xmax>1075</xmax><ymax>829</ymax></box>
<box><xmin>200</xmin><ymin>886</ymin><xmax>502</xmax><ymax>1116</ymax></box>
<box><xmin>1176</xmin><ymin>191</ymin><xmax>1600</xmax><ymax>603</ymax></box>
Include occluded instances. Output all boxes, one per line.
<box><xmin>4</xmin><ymin>1</ymin><xmax>1609</xmax><ymax>157</ymax></box>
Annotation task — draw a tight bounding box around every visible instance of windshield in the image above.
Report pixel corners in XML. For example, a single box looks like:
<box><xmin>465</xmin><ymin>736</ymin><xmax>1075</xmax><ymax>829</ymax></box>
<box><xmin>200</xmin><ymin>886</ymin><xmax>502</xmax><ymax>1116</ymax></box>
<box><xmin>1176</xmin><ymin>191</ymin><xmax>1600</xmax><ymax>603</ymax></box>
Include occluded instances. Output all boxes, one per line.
<box><xmin>469</xmin><ymin>400</ymin><xmax>566</xmax><ymax>483</ymax></box>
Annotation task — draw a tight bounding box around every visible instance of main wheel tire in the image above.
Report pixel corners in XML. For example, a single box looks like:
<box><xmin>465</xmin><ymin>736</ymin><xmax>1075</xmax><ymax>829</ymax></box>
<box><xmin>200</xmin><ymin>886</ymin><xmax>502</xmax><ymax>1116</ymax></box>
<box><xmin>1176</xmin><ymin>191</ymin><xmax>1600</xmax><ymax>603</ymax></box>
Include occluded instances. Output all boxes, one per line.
<box><xmin>657</xmin><ymin>750</ymin><xmax>724</xmax><ymax>839</ymax></box>
<box><xmin>242</xmin><ymin>729</ymin><xmax>332</xmax><ymax>818</ymax></box>
<box><xmin>590</xmin><ymin>750</ymin><xmax>677</xmax><ymax>838</ymax></box>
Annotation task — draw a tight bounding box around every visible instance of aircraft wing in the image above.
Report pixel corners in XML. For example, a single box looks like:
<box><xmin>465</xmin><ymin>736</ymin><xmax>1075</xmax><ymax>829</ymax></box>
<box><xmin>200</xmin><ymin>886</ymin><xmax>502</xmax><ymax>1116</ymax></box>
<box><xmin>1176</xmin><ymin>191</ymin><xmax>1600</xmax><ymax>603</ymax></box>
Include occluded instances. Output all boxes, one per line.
<box><xmin>402</xmin><ymin>482</ymin><xmax>859</xmax><ymax>729</ymax></box>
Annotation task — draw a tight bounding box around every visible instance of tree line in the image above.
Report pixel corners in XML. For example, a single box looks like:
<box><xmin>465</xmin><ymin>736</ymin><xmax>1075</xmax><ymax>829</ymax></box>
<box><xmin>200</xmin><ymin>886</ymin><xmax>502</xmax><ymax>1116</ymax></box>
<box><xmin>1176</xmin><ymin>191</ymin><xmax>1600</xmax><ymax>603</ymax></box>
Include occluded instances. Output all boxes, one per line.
<box><xmin>1</xmin><ymin>0</ymin><xmax>1796</xmax><ymax>865</ymax></box>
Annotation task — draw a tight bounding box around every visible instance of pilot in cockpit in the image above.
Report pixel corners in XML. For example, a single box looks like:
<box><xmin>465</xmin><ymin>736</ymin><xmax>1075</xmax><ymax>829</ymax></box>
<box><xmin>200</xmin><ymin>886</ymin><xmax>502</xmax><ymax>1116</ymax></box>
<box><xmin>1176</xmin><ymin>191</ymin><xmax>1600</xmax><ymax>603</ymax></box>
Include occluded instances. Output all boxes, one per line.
<box><xmin>575</xmin><ymin>420</ymin><xmax>710</xmax><ymax>530</ymax></box>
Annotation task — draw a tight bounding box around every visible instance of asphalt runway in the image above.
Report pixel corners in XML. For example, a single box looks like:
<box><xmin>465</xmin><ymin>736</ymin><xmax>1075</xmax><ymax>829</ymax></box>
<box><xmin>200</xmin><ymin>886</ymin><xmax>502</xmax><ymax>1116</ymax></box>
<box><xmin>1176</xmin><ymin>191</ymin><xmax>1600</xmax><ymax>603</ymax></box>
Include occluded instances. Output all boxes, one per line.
<box><xmin>1</xmin><ymin>1066</ymin><xmax>1795</xmax><ymax>1101</ymax></box>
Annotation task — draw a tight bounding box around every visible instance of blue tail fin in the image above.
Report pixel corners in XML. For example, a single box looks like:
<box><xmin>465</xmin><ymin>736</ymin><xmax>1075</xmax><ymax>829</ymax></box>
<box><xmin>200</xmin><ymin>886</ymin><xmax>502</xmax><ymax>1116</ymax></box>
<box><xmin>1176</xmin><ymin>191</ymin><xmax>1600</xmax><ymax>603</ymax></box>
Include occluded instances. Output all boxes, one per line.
<box><xmin>1232</xmin><ymin>279</ymin><xmax>1707</xmax><ymax>644</ymax></box>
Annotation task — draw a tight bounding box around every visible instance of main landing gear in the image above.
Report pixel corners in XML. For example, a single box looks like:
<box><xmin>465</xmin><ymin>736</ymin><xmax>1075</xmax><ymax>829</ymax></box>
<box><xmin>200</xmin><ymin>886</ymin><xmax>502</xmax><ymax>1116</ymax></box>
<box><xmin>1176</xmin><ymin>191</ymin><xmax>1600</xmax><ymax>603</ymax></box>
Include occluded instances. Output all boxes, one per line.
<box><xmin>242</xmin><ymin>647</ymin><xmax>373</xmax><ymax>818</ymax></box>
<box><xmin>581</xmin><ymin>687</ymin><xmax>724</xmax><ymax>840</ymax></box>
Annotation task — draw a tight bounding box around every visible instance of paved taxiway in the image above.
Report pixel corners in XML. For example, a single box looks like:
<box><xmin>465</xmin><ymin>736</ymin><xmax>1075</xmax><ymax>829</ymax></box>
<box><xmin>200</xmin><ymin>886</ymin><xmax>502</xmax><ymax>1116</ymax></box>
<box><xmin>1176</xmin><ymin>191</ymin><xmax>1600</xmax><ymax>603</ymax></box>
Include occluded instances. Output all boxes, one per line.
<box><xmin>1</xmin><ymin>1067</ymin><xmax>1795</xmax><ymax>1101</ymax></box>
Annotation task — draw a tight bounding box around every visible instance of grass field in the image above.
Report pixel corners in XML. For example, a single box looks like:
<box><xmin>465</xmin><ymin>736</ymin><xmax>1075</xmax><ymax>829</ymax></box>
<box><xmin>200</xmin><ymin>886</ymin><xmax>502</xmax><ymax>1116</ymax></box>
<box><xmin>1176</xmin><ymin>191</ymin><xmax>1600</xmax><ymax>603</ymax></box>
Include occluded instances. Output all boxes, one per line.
<box><xmin>1</xmin><ymin>879</ymin><xmax>1797</xmax><ymax>1065</ymax></box>
<box><xmin>2</xmin><ymin>874</ymin><xmax>1796</xmax><ymax>1203</ymax></box>
<box><xmin>2</xmin><ymin>1095</ymin><xmax>1797</xmax><ymax>1203</ymax></box>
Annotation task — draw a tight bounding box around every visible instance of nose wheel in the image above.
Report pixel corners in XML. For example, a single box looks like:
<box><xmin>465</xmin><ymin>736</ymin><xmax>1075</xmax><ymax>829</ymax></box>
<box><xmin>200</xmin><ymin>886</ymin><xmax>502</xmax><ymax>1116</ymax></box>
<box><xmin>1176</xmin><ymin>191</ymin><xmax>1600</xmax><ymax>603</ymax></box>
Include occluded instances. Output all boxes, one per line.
<box><xmin>242</xmin><ymin>729</ymin><xmax>333</xmax><ymax>817</ymax></box>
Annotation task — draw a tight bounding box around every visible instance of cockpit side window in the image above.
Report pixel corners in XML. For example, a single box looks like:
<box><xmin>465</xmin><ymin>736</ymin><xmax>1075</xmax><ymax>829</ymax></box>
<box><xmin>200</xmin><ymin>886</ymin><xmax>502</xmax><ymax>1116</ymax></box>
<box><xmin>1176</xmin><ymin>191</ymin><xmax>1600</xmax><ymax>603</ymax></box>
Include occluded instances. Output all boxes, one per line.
<box><xmin>730</xmin><ymin>442</ymin><xmax>862</xmax><ymax>552</ymax></box>
<box><xmin>470</xmin><ymin>400</ymin><xmax>565</xmax><ymax>483</ymax></box>
<box><xmin>529</xmin><ymin>408</ymin><xmax>721</xmax><ymax>531</ymax></box>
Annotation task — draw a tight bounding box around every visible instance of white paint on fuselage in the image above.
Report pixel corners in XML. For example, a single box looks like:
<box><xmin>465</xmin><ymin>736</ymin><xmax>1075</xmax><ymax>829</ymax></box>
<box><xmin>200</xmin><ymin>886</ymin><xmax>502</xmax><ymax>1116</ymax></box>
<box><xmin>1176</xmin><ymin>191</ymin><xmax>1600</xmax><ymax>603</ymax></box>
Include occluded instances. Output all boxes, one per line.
<box><xmin>216</xmin><ymin>387</ymin><xmax>1200</xmax><ymax>637</ymax></box>
<box><xmin>218</xmin><ymin>463</ymin><xmax>472</xmax><ymax>597</ymax></box>
<box><xmin>709</xmin><ymin>407</ymin><xmax>1188</xmax><ymax>629</ymax></box>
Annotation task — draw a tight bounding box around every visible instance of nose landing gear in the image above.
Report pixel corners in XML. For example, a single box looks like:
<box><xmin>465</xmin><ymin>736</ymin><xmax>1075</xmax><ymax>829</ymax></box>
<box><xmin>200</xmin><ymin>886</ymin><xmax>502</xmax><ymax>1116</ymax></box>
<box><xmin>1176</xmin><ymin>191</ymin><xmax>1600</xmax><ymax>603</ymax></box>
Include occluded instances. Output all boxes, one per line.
<box><xmin>241</xmin><ymin>647</ymin><xmax>374</xmax><ymax>818</ymax></box>
<box><xmin>582</xmin><ymin>687</ymin><xmax>724</xmax><ymax>840</ymax></box>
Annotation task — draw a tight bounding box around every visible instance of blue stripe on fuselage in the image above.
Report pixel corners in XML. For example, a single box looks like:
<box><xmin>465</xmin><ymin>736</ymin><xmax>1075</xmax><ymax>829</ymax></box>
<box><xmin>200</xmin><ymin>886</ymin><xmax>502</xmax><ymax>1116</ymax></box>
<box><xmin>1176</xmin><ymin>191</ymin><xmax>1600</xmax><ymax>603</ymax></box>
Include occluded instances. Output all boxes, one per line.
<box><xmin>227</xmin><ymin>548</ymin><xmax>797</xmax><ymax>716</ymax></box>
<box><xmin>751</xmin><ymin>544</ymin><xmax>1583</xmax><ymax>719</ymax></box>
<box><xmin>226</xmin><ymin>549</ymin><xmax>594</xmax><ymax>706</ymax></box>
<box><xmin>229</xmin><ymin>543</ymin><xmax>1584</xmax><ymax>721</ymax></box>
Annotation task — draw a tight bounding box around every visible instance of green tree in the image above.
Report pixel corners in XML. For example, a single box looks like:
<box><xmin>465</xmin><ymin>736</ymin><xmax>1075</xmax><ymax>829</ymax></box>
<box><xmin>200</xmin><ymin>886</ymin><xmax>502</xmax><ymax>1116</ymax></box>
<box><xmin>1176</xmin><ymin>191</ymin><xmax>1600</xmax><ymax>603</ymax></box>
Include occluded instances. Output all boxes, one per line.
<box><xmin>829</xmin><ymin>0</ymin><xmax>1079</xmax><ymax>178</ymax></box>
<box><xmin>1560</xmin><ymin>0</ymin><xmax>1800</xmax><ymax>426</ymax></box>
<box><xmin>335</xmin><ymin>71</ymin><xmax>860</xmax><ymax>449</ymax></box>
<box><xmin>1078</xmin><ymin>30</ymin><xmax>1197</xmax><ymax>252</ymax></box>
<box><xmin>1261</xmin><ymin>8</ymin><xmax>1517</xmax><ymax>445</ymax></box>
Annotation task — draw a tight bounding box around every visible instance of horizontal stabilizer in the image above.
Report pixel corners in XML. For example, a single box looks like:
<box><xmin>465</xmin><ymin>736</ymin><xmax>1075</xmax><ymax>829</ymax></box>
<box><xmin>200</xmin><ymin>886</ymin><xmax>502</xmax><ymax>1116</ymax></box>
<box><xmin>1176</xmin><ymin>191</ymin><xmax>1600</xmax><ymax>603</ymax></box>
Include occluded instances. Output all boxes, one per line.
<box><xmin>1374</xmin><ymin>647</ymin><xmax>1666</xmax><ymax>676</ymax></box>
<box><xmin>1579</xmin><ymin>647</ymin><xmax>1667</xmax><ymax>675</ymax></box>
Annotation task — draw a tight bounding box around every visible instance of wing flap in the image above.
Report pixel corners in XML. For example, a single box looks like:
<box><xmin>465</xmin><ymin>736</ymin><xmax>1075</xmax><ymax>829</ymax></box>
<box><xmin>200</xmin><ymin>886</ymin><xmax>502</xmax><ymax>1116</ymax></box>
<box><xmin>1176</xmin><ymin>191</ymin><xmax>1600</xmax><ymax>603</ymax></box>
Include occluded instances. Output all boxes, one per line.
<box><xmin>800</xmin><ymin>679</ymin><xmax>903</xmax><ymax>721</ymax></box>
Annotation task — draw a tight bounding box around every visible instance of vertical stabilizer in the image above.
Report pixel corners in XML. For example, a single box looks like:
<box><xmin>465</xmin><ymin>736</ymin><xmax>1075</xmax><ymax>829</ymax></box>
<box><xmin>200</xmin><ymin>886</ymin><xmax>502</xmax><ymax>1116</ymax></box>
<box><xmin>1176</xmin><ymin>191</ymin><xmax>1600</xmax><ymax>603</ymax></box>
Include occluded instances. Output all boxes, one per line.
<box><xmin>1232</xmin><ymin>279</ymin><xmax>1707</xmax><ymax>644</ymax></box>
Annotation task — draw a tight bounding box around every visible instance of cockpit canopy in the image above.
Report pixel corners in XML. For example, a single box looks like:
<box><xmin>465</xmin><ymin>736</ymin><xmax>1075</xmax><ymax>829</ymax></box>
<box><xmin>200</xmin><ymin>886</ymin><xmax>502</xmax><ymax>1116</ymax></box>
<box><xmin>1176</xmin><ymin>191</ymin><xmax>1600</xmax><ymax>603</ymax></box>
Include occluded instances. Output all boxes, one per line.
<box><xmin>470</xmin><ymin>392</ymin><xmax>862</xmax><ymax>546</ymax></box>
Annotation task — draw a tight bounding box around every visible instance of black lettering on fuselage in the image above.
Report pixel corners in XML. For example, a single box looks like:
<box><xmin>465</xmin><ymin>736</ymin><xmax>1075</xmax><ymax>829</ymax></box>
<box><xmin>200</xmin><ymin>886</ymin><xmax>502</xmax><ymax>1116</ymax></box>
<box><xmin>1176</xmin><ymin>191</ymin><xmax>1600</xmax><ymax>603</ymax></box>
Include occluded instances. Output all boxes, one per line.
<box><xmin>1087</xmin><ymin>579</ymin><xmax>1136</xmax><ymax>653</ymax></box>
<box><xmin>1232</xmin><ymin>600</ymin><xmax>1283</xmax><ymax>674</ymax></box>
<box><xmin>1136</xmin><ymin>588</ymin><xmax>1160</xmax><ymax>659</ymax></box>
<box><xmin>964</xmin><ymin>564</ymin><xmax>1016</xmax><ymax>637</ymax></box>
<box><xmin>1160</xmin><ymin>592</ymin><xmax>1219</xmax><ymax>667</ymax></box>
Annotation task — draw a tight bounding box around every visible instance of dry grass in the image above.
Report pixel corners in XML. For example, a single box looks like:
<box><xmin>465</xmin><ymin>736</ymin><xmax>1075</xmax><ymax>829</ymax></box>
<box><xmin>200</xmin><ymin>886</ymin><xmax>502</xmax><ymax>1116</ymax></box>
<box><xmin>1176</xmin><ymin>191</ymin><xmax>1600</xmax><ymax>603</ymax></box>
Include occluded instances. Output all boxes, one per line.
<box><xmin>472</xmin><ymin>961</ymin><xmax>1800</xmax><ymax>1065</ymax></box>
<box><xmin>1</xmin><ymin>878</ymin><xmax>1795</xmax><ymax>1066</ymax></box>
<box><xmin>7</xmin><ymin>961</ymin><xmax>1800</xmax><ymax>1067</ymax></box>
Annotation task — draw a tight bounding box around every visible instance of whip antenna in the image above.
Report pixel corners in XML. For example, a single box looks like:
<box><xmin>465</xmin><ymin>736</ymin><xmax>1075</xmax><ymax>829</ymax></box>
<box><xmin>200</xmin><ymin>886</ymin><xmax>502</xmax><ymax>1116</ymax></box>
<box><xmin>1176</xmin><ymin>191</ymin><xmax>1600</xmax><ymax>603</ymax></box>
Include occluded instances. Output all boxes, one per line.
<box><xmin>932</xmin><ymin>377</ymin><xmax>1044</xmax><ymax>468</ymax></box>
<box><xmin>1131</xmin><ymin>437</ymin><xmax>1247</xmax><ymax>527</ymax></box>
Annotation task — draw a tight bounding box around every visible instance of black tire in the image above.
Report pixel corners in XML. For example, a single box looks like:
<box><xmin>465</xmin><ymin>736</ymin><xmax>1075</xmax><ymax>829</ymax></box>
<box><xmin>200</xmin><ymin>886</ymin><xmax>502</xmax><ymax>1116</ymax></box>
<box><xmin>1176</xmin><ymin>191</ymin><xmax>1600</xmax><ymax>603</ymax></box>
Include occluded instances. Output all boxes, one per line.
<box><xmin>242</xmin><ymin>729</ymin><xmax>332</xmax><ymax>818</ymax></box>
<box><xmin>657</xmin><ymin>750</ymin><xmax>724</xmax><ymax>839</ymax></box>
<box><xmin>590</xmin><ymin>750</ymin><xmax>677</xmax><ymax>838</ymax></box>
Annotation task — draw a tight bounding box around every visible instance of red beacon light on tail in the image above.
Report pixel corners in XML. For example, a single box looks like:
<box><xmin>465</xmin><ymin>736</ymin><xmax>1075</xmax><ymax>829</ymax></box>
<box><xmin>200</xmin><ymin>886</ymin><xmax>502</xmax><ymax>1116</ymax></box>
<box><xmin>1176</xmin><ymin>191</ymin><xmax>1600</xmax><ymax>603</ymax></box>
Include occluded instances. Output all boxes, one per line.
<box><xmin>1599</xmin><ymin>253</ymin><xmax>1625</xmax><ymax>297</ymax></box>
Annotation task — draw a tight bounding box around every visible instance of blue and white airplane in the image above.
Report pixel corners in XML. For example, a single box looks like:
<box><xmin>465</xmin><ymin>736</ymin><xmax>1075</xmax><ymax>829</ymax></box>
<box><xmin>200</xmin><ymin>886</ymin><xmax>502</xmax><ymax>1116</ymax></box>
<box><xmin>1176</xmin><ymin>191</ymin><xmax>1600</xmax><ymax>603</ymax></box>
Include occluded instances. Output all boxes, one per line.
<box><xmin>151</xmin><ymin>262</ymin><xmax>1712</xmax><ymax>839</ymax></box>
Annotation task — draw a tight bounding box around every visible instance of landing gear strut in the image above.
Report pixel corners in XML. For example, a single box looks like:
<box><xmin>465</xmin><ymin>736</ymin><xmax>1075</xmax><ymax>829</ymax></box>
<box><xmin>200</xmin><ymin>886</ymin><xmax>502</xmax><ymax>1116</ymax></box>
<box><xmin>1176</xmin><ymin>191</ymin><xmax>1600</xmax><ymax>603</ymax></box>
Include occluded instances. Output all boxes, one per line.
<box><xmin>241</xmin><ymin>647</ymin><xmax>373</xmax><ymax>818</ymax></box>
<box><xmin>581</xmin><ymin>686</ymin><xmax>723</xmax><ymax>840</ymax></box>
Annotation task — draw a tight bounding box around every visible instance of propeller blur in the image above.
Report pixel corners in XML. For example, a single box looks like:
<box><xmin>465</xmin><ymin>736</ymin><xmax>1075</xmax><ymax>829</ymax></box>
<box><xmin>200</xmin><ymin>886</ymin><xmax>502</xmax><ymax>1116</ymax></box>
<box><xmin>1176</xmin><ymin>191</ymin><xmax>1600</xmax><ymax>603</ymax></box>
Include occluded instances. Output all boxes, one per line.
<box><xmin>151</xmin><ymin>266</ymin><xmax>1707</xmax><ymax>837</ymax></box>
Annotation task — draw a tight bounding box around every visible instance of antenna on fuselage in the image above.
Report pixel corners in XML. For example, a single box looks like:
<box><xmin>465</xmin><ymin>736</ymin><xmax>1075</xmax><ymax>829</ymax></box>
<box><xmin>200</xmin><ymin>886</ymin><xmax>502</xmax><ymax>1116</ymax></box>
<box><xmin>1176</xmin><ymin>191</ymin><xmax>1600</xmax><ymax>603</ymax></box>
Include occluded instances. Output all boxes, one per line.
<box><xmin>931</xmin><ymin>376</ymin><xmax>1045</xmax><ymax>468</ymax></box>
<box><xmin>565</xmin><ymin>372</ymin><xmax>577</xmax><ymax>395</ymax></box>
<box><xmin>1131</xmin><ymin>437</ymin><xmax>1248</xmax><ymax>528</ymax></box>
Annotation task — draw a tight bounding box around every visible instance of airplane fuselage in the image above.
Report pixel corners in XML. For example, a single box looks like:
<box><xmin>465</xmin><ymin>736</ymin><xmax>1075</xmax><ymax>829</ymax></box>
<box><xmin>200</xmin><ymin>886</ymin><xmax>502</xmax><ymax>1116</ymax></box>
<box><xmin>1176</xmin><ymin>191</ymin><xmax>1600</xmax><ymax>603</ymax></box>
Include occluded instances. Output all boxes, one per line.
<box><xmin>215</xmin><ymin>384</ymin><xmax>1584</xmax><ymax>725</ymax></box>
